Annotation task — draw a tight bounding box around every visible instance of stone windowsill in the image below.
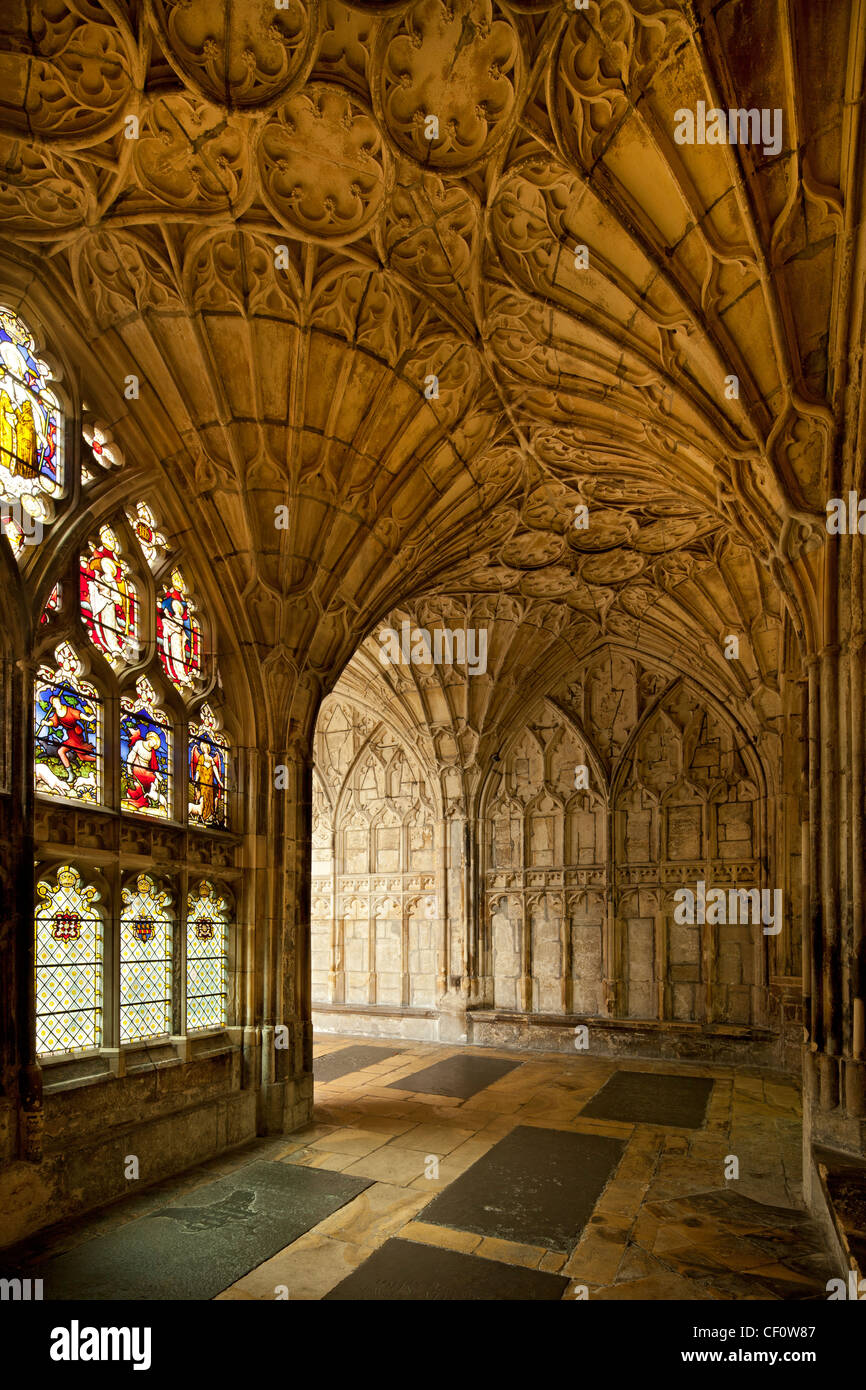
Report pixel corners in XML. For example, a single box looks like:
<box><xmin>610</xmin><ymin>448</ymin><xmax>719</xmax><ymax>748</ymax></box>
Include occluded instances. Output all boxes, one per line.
<box><xmin>41</xmin><ymin>1029</ymin><xmax>240</xmax><ymax>1093</ymax></box>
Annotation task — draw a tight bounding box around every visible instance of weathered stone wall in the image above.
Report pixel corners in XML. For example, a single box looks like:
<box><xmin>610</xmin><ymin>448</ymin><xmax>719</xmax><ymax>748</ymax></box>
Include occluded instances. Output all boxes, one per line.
<box><xmin>311</xmin><ymin>699</ymin><xmax>442</xmax><ymax>1018</ymax></box>
<box><xmin>310</xmin><ymin>662</ymin><xmax>804</xmax><ymax>1069</ymax></box>
<box><xmin>0</xmin><ymin>1047</ymin><xmax>256</xmax><ymax>1248</ymax></box>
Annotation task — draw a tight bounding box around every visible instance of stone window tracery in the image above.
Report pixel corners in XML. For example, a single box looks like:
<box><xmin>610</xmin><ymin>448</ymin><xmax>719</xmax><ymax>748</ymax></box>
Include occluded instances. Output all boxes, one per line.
<box><xmin>15</xmin><ymin>339</ymin><xmax>240</xmax><ymax>1077</ymax></box>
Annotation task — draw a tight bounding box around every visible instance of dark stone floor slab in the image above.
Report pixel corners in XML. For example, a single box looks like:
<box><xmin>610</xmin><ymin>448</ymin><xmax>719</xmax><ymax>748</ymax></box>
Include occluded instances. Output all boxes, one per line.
<box><xmin>314</xmin><ymin>1044</ymin><xmax>401</xmax><ymax>1084</ymax></box>
<box><xmin>324</xmin><ymin>1237</ymin><xmax>569</xmax><ymax>1300</ymax></box>
<box><xmin>7</xmin><ymin>1161</ymin><xmax>372</xmax><ymax>1301</ymax></box>
<box><xmin>580</xmin><ymin>1071</ymin><xmax>714</xmax><ymax>1129</ymax></box>
<box><xmin>388</xmin><ymin>1054</ymin><xmax>521</xmax><ymax>1099</ymax></box>
<box><xmin>418</xmin><ymin>1125</ymin><xmax>626</xmax><ymax>1252</ymax></box>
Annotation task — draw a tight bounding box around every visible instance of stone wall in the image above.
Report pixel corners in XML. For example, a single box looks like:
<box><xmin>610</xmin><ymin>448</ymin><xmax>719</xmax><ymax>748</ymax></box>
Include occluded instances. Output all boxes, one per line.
<box><xmin>310</xmin><ymin>658</ymin><xmax>802</xmax><ymax>1069</ymax></box>
<box><xmin>310</xmin><ymin>700</ymin><xmax>443</xmax><ymax>1016</ymax></box>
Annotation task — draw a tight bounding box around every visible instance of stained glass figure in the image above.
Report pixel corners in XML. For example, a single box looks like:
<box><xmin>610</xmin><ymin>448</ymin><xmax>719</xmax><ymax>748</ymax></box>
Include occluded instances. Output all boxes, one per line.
<box><xmin>189</xmin><ymin>704</ymin><xmax>229</xmax><ymax>830</ymax></box>
<box><xmin>186</xmin><ymin>881</ymin><xmax>229</xmax><ymax>1031</ymax></box>
<box><xmin>126</xmin><ymin>501</ymin><xmax>167</xmax><ymax>569</ymax></box>
<box><xmin>120</xmin><ymin>677</ymin><xmax>171</xmax><ymax>818</ymax></box>
<box><xmin>34</xmin><ymin>642</ymin><xmax>101</xmax><ymax>803</ymax></box>
<box><xmin>120</xmin><ymin>874</ymin><xmax>173</xmax><ymax>1044</ymax></box>
<box><xmin>0</xmin><ymin>309</ymin><xmax>63</xmax><ymax>516</ymax></box>
<box><xmin>80</xmin><ymin>524</ymin><xmax>139</xmax><ymax>663</ymax></box>
<box><xmin>39</xmin><ymin>581</ymin><xmax>61</xmax><ymax>624</ymax></box>
<box><xmin>35</xmin><ymin>865</ymin><xmax>103</xmax><ymax>1056</ymax></box>
<box><xmin>157</xmin><ymin>567</ymin><xmax>201</xmax><ymax>690</ymax></box>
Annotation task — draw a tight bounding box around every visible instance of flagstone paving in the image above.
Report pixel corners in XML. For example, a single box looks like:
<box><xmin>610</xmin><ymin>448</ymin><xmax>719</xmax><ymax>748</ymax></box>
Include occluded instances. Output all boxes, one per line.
<box><xmin>3</xmin><ymin>1035</ymin><xmax>839</xmax><ymax>1300</ymax></box>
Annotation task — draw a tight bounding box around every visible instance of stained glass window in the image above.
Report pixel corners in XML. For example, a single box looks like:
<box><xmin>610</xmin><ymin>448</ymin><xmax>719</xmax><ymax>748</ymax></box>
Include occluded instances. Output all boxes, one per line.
<box><xmin>126</xmin><ymin>501</ymin><xmax>166</xmax><ymax>569</ymax></box>
<box><xmin>186</xmin><ymin>881</ymin><xmax>230</xmax><ymax>1031</ymax></box>
<box><xmin>0</xmin><ymin>309</ymin><xmax>63</xmax><ymax>524</ymax></box>
<box><xmin>120</xmin><ymin>874</ymin><xmax>173</xmax><ymax>1044</ymax></box>
<box><xmin>82</xmin><ymin>421</ymin><xmax>122</xmax><ymax>470</ymax></box>
<box><xmin>34</xmin><ymin>642</ymin><xmax>101</xmax><ymax>804</ymax></box>
<box><xmin>120</xmin><ymin>677</ymin><xmax>172</xmax><ymax>818</ymax></box>
<box><xmin>189</xmin><ymin>705</ymin><xmax>229</xmax><ymax>830</ymax></box>
<box><xmin>157</xmin><ymin>568</ymin><xmax>202</xmax><ymax>690</ymax></box>
<box><xmin>35</xmin><ymin>866</ymin><xmax>103</xmax><ymax>1056</ymax></box>
<box><xmin>2</xmin><ymin>510</ymin><xmax>25</xmax><ymax>556</ymax></box>
<box><xmin>39</xmin><ymin>581</ymin><xmax>61</xmax><ymax>624</ymax></box>
<box><xmin>80</xmin><ymin>524</ymin><xmax>140</xmax><ymax>664</ymax></box>
<box><xmin>1</xmin><ymin>490</ymin><xmax>51</xmax><ymax>557</ymax></box>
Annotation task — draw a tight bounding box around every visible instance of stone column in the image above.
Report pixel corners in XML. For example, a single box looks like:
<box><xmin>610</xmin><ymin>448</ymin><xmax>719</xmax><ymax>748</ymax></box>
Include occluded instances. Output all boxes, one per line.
<box><xmin>803</xmin><ymin>542</ymin><xmax>866</xmax><ymax>1184</ymax></box>
<box><xmin>434</xmin><ymin>812</ymin><xmax>469</xmax><ymax>1041</ymax></box>
<box><xmin>260</xmin><ymin>739</ymin><xmax>314</xmax><ymax>1135</ymax></box>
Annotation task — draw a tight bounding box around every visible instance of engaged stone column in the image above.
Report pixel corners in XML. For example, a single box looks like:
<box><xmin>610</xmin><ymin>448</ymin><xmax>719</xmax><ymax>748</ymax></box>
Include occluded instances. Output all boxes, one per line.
<box><xmin>262</xmin><ymin>737</ymin><xmax>314</xmax><ymax>1134</ymax></box>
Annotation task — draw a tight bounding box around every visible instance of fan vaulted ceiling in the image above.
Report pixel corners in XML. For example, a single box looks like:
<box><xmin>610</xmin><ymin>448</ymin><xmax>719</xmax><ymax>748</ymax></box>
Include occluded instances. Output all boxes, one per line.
<box><xmin>0</xmin><ymin>0</ymin><xmax>860</xmax><ymax>743</ymax></box>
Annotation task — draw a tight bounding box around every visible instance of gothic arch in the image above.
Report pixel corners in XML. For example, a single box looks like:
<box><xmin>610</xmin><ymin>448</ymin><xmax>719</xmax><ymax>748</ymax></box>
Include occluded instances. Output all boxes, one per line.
<box><xmin>479</xmin><ymin>698</ymin><xmax>609</xmax><ymax>1018</ymax></box>
<box><xmin>610</xmin><ymin>677</ymin><xmax>775</xmax><ymax>1028</ymax></box>
<box><xmin>311</xmin><ymin>693</ymin><xmax>442</xmax><ymax>1020</ymax></box>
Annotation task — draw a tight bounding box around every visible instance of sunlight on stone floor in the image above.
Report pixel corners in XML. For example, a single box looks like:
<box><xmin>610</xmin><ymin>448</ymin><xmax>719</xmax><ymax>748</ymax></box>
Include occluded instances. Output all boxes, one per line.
<box><xmin>9</xmin><ymin>1036</ymin><xmax>835</xmax><ymax>1301</ymax></box>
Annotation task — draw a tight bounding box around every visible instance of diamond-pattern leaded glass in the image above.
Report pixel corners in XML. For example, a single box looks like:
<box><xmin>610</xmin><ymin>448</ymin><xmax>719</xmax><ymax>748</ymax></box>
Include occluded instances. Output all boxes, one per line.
<box><xmin>35</xmin><ymin>866</ymin><xmax>103</xmax><ymax>1056</ymax></box>
<box><xmin>187</xmin><ymin>881</ymin><xmax>229</xmax><ymax>1031</ymax></box>
<box><xmin>120</xmin><ymin>874</ymin><xmax>173</xmax><ymax>1044</ymax></box>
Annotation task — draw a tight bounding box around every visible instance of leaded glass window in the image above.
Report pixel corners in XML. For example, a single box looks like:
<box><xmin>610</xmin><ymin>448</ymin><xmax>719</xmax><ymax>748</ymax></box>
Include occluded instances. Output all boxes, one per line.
<box><xmin>120</xmin><ymin>677</ymin><xmax>171</xmax><ymax>817</ymax></box>
<box><xmin>82</xmin><ymin>421</ymin><xmax>122</xmax><ymax>472</ymax></box>
<box><xmin>120</xmin><ymin>874</ymin><xmax>173</xmax><ymax>1044</ymax></box>
<box><xmin>80</xmin><ymin>524</ymin><xmax>139</xmax><ymax>664</ymax></box>
<box><xmin>0</xmin><ymin>309</ymin><xmax>63</xmax><ymax>560</ymax></box>
<box><xmin>39</xmin><ymin>581</ymin><xmax>61</xmax><ymax>624</ymax></box>
<box><xmin>35</xmin><ymin>866</ymin><xmax>103</xmax><ymax>1056</ymax></box>
<box><xmin>126</xmin><ymin>500</ymin><xmax>166</xmax><ymax>569</ymax></box>
<box><xmin>157</xmin><ymin>567</ymin><xmax>202</xmax><ymax>691</ymax></box>
<box><xmin>2</xmin><ymin>510</ymin><xmax>26</xmax><ymax>555</ymax></box>
<box><xmin>186</xmin><ymin>881</ymin><xmax>230</xmax><ymax>1031</ymax></box>
<box><xmin>189</xmin><ymin>704</ymin><xmax>229</xmax><ymax>830</ymax></box>
<box><xmin>34</xmin><ymin>642</ymin><xmax>101</xmax><ymax>803</ymax></box>
<box><xmin>1</xmin><ymin>491</ymin><xmax>50</xmax><ymax>555</ymax></box>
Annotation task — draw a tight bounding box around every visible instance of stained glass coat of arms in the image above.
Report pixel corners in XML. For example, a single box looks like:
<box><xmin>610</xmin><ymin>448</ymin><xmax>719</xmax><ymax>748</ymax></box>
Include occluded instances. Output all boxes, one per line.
<box><xmin>186</xmin><ymin>882</ymin><xmax>229</xmax><ymax>1031</ymax></box>
<box><xmin>120</xmin><ymin>875</ymin><xmax>173</xmax><ymax>1044</ymax></box>
<box><xmin>35</xmin><ymin>866</ymin><xmax>103</xmax><ymax>1056</ymax></box>
<box><xmin>126</xmin><ymin>500</ymin><xmax>166</xmax><ymax>568</ymax></box>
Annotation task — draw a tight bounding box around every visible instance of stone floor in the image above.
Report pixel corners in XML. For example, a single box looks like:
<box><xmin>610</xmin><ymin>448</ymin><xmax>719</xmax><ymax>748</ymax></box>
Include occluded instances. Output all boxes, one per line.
<box><xmin>6</xmin><ymin>1036</ymin><xmax>840</xmax><ymax>1300</ymax></box>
